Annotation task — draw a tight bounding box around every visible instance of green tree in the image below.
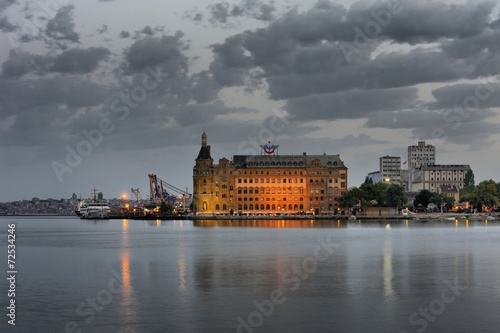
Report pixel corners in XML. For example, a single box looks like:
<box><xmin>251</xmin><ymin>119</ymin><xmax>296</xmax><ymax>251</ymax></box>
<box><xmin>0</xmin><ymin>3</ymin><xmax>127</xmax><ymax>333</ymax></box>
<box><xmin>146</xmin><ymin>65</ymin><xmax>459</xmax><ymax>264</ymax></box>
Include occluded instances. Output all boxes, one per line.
<box><xmin>385</xmin><ymin>184</ymin><xmax>408</xmax><ymax>209</ymax></box>
<box><xmin>338</xmin><ymin>188</ymin><xmax>359</xmax><ymax>209</ymax></box>
<box><xmin>414</xmin><ymin>189</ymin><xmax>433</xmax><ymax>208</ymax></box>
<box><xmin>463</xmin><ymin>169</ymin><xmax>475</xmax><ymax>194</ymax></box>
<box><xmin>475</xmin><ymin>180</ymin><xmax>499</xmax><ymax>210</ymax></box>
<box><xmin>431</xmin><ymin>193</ymin><xmax>455</xmax><ymax>211</ymax></box>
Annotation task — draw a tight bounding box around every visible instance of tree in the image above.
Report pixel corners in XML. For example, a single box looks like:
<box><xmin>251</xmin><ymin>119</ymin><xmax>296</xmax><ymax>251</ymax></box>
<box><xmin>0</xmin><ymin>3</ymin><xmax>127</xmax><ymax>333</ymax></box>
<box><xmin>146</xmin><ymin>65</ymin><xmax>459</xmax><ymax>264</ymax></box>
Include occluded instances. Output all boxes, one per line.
<box><xmin>431</xmin><ymin>193</ymin><xmax>455</xmax><ymax>211</ymax></box>
<box><xmin>475</xmin><ymin>180</ymin><xmax>499</xmax><ymax>211</ymax></box>
<box><xmin>385</xmin><ymin>184</ymin><xmax>408</xmax><ymax>209</ymax></box>
<box><xmin>414</xmin><ymin>189</ymin><xmax>433</xmax><ymax>208</ymax></box>
<box><xmin>160</xmin><ymin>201</ymin><xmax>173</xmax><ymax>214</ymax></box>
<box><xmin>338</xmin><ymin>188</ymin><xmax>359</xmax><ymax>209</ymax></box>
<box><xmin>463</xmin><ymin>169</ymin><xmax>475</xmax><ymax>194</ymax></box>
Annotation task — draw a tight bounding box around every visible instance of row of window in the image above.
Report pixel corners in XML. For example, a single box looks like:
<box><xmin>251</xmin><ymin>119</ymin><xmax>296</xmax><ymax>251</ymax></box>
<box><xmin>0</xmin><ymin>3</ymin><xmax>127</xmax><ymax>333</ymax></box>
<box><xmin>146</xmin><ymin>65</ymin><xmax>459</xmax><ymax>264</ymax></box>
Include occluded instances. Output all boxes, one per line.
<box><xmin>238</xmin><ymin>197</ymin><xmax>304</xmax><ymax>201</ymax></box>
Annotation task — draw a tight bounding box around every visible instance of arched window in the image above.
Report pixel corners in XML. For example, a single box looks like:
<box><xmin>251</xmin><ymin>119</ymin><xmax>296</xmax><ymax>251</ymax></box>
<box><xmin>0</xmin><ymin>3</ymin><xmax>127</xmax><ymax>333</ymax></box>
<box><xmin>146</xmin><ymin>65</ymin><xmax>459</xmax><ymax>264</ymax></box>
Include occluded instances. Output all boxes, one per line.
<box><xmin>243</xmin><ymin>187</ymin><xmax>248</xmax><ymax>194</ymax></box>
<box><xmin>299</xmin><ymin>204</ymin><xmax>304</xmax><ymax>210</ymax></box>
<box><xmin>215</xmin><ymin>204</ymin><xmax>220</xmax><ymax>210</ymax></box>
<box><xmin>261</xmin><ymin>204</ymin><xmax>265</xmax><ymax>210</ymax></box>
<box><xmin>266</xmin><ymin>204</ymin><xmax>270</xmax><ymax>210</ymax></box>
<box><xmin>333</xmin><ymin>161</ymin><xmax>338</xmax><ymax>166</ymax></box>
<box><xmin>203</xmin><ymin>201</ymin><xmax>208</xmax><ymax>210</ymax></box>
<box><xmin>243</xmin><ymin>204</ymin><xmax>248</xmax><ymax>210</ymax></box>
<box><xmin>327</xmin><ymin>161</ymin><xmax>332</xmax><ymax>167</ymax></box>
<box><xmin>223</xmin><ymin>204</ymin><xmax>227</xmax><ymax>210</ymax></box>
<box><xmin>249</xmin><ymin>204</ymin><xmax>253</xmax><ymax>210</ymax></box>
<box><xmin>255</xmin><ymin>187</ymin><xmax>259</xmax><ymax>194</ymax></box>
<box><xmin>293</xmin><ymin>161</ymin><xmax>298</xmax><ymax>166</ymax></box>
<box><xmin>238</xmin><ymin>188</ymin><xmax>242</xmax><ymax>194</ymax></box>
<box><xmin>272</xmin><ymin>204</ymin><xmax>276</xmax><ymax>210</ymax></box>
<box><xmin>294</xmin><ymin>204</ymin><xmax>298</xmax><ymax>210</ymax></box>
<box><xmin>334</xmin><ymin>187</ymin><xmax>339</xmax><ymax>194</ymax></box>
<box><xmin>238</xmin><ymin>204</ymin><xmax>242</xmax><ymax>210</ymax></box>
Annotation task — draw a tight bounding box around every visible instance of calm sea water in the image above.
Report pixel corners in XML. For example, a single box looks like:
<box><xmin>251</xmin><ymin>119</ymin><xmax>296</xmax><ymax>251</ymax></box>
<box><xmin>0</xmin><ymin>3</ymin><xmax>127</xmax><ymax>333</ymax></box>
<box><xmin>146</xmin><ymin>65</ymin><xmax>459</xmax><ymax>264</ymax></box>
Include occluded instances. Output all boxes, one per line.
<box><xmin>1</xmin><ymin>217</ymin><xmax>500</xmax><ymax>333</ymax></box>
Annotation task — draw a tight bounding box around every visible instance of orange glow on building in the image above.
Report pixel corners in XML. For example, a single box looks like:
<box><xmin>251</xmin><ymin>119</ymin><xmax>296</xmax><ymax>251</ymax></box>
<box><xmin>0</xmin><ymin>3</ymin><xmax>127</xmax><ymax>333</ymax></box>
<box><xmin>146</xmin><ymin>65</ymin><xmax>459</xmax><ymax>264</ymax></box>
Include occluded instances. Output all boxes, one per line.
<box><xmin>193</xmin><ymin>132</ymin><xmax>348</xmax><ymax>215</ymax></box>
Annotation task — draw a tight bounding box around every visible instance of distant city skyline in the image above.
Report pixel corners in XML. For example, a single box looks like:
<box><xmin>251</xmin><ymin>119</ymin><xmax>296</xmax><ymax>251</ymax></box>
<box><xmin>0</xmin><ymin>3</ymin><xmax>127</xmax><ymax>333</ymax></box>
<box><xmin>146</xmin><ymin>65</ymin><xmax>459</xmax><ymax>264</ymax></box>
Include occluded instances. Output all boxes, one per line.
<box><xmin>1</xmin><ymin>0</ymin><xmax>499</xmax><ymax>201</ymax></box>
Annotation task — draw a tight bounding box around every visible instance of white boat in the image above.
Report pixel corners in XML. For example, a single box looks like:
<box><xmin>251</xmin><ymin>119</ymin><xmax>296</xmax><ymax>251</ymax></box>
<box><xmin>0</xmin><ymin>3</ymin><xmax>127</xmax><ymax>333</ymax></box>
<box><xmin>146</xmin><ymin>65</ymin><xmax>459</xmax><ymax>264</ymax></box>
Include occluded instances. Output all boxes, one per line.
<box><xmin>75</xmin><ymin>188</ymin><xmax>111</xmax><ymax>219</ymax></box>
<box><xmin>445</xmin><ymin>216</ymin><xmax>456</xmax><ymax>221</ymax></box>
<box><xmin>486</xmin><ymin>215</ymin><xmax>495</xmax><ymax>221</ymax></box>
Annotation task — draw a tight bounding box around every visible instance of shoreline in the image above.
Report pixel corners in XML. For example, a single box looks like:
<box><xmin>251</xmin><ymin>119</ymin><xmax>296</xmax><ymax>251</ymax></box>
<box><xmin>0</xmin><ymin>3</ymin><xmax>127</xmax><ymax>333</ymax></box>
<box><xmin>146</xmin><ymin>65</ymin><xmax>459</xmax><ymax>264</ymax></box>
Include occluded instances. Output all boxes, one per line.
<box><xmin>2</xmin><ymin>213</ymin><xmax>495</xmax><ymax>221</ymax></box>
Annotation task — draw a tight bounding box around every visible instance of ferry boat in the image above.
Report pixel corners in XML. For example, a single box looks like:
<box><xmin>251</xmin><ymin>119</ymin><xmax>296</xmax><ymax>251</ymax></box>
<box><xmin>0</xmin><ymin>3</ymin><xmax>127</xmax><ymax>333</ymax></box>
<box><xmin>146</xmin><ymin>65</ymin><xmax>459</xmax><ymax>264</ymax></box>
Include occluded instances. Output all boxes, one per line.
<box><xmin>75</xmin><ymin>188</ymin><xmax>111</xmax><ymax>219</ymax></box>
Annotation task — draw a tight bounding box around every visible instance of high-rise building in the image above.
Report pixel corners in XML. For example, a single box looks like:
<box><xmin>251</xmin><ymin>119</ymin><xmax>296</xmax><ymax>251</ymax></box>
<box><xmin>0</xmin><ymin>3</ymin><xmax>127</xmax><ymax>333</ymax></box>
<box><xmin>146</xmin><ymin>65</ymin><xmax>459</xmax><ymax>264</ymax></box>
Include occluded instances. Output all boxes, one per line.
<box><xmin>408</xmin><ymin>141</ymin><xmax>435</xmax><ymax>171</ymax></box>
<box><xmin>407</xmin><ymin>141</ymin><xmax>436</xmax><ymax>191</ymax></box>
<box><xmin>193</xmin><ymin>132</ymin><xmax>348</xmax><ymax>215</ymax></box>
<box><xmin>379</xmin><ymin>155</ymin><xmax>401</xmax><ymax>184</ymax></box>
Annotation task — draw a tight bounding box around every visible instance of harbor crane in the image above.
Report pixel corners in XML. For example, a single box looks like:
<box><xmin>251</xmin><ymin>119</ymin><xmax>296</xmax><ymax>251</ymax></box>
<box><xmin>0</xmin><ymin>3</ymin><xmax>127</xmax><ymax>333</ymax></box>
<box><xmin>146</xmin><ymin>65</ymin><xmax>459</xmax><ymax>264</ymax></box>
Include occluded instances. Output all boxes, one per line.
<box><xmin>148</xmin><ymin>173</ymin><xmax>192</xmax><ymax>212</ymax></box>
<box><xmin>130</xmin><ymin>188</ymin><xmax>143</xmax><ymax>206</ymax></box>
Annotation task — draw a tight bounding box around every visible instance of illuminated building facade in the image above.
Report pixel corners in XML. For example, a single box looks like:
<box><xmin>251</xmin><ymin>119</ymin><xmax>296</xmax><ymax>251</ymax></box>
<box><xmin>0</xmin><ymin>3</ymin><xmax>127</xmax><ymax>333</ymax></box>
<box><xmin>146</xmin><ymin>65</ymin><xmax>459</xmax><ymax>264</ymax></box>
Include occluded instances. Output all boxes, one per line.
<box><xmin>193</xmin><ymin>132</ymin><xmax>348</xmax><ymax>215</ymax></box>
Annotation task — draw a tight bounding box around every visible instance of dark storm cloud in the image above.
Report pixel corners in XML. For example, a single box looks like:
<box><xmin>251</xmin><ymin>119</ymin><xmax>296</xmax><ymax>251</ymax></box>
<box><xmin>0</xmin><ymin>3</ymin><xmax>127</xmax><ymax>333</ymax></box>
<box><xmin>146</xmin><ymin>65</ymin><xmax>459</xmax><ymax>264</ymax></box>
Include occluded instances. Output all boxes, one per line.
<box><xmin>97</xmin><ymin>24</ymin><xmax>108</xmax><ymax>34</ymax></box>
<box><xmin>209</xmin><ymin>0</ymin><xmax>500</xmax><ymax>98</ymax></box>
<box><xmin>50</xmin><ymin>47</ymin><xmax>111</xmax><ymax>74</ymax></box>
<box><xmin>122</xmin><ymin>33</ymin><xmax>188</xmax><ymax>76</ymax></box>
<box><xmin>346</xmin><ymin>0</ymin><xmax>495</xmax><ymax>44</ymax></box>
<box><xmin>0</xmin><ymin>76</ymin><xmax>111</xmax><ymax>147</ymax></box>
<box><xmin>173</xmin><ymin>101</ymin><xmax>257</xmax><ymax>127</ymax></box>
<box><xmin>427</xmin><ymin>82</ymin><xmax>500</xmax><ymax>110</ymax></box>
<box><xmin>0</xmin><ymin>15</ymin><xmax>16</xmax><ymax>32</ymax></box>
<box><xmin>141</xmin><ymin>25</ymin><xmax>154</xmax><ymax>35</ymax></box>
<box><xmin>44</xmin><ymin>5</ymin><xmax>80</xmax><ymax>44</ymax></box>
<box><xmin>0</xmin><ymin>0</ymin><xmax>16</xmax><ymax>12</ymax></box>
<box><xmin>1</xmin><ymin>49</ymin><xmax>50</xmax><ymax>77</ymax></box>
<box><xmin>1</xmin><ymin>47</ymin><xmax>111</xmax><ymax>77</ymax></box>
<box><xmin>119</xmin><ymin>30</ymin><xmax>130</xmax><ymax>38</ymax></box>
<box><xmin>207</xmin><ymin>0</ymin><xmax>277</xmax><ymax>26</ymax></box>
<box><xmin>286</xmin><ymin>87</ymin><xmax>419</xmax><ymax>121</ymax></box>
<box><xmin>412</xmin><ymin>114</ymin><xmax>500</xmax><ymax>150</ymax></box>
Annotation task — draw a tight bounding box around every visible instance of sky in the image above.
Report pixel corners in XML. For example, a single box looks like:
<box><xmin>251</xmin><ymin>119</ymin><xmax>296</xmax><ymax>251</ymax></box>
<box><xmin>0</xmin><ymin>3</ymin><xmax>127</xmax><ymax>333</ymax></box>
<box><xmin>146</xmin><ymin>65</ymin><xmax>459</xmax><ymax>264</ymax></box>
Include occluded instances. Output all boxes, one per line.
<box><xmin>1</xmin><ymin>0</ymin><xmax>500</xmax><ymax>201</ymax></box>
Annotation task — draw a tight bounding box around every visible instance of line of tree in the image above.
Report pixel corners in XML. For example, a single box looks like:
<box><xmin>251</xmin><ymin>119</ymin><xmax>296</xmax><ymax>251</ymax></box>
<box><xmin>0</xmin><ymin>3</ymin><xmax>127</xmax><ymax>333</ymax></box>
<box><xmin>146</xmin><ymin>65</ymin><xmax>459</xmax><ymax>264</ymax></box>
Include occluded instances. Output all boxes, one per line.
<box><xmin>338</xmin><ymin>178</ymin><xmax>407</xmax><ymax>212</ymax></box>
<box><xmin>459</xmin><ymin>170</ymin><xmax>500</xmax><ymax>212</ymax></box>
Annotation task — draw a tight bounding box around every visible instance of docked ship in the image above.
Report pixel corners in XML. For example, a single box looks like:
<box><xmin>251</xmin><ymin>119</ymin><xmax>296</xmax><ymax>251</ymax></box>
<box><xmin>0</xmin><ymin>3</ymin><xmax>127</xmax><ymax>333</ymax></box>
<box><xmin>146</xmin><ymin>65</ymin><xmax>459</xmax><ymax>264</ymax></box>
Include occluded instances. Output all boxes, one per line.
<box><xmin>75</xmin><ymin>188</ymin><xmax>111</xmax><ymax>219</ymax></box>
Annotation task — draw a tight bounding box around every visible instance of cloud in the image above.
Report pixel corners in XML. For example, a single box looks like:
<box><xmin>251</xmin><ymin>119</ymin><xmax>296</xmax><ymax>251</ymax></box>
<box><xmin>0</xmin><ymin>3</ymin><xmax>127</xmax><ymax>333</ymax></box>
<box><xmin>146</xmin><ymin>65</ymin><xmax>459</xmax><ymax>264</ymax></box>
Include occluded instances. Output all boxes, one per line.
<box><xmin>50</xmin><ymin>47</ymin><xmax>111</xmax><ymax>74</ymax></box>
<box><xmin>119</xmin><ymin>30</ymin><xmax>130</xmax><ymax>38</ymax></box>
<box><xmin>0</xmin><ymin>15</ymin><xmax>16</xmax><ymax>32</ymax></box>
<box><xmin>97</xmin><ymin>24</ymin><xmax>108</xmax><ymax>34</ymax></box>
<box><xmin>1</xmin><ymin>47</ymin><xmax>111</xmax><ymax>77</ymax></box>
<box><xmin>286</xmin><ymin>87</ymin><xmax>420</xmax><ymax>121</ymax></box>
<box><xmin>122</xmin><ymin>33</ymin><xmax>188</xmax><ymax>75</ymax></box>
<box><xmin>0</xmin><ymin>0</ymin><xmax>16</xmax><ymax>12</ymax></box>
<box><xmin>44</xmin><ymin>5</ymin><xmax>80</xmax><ymax>47</ymax></box>
<box><xmin>207</xmin><ymin>0</ymin><xmax>277</xmax><ymax>26</ymax></box>
<box><xmin>208</xmin><ymin>0</ymin><xmax>500</xmax><ymax>99</ymax></box>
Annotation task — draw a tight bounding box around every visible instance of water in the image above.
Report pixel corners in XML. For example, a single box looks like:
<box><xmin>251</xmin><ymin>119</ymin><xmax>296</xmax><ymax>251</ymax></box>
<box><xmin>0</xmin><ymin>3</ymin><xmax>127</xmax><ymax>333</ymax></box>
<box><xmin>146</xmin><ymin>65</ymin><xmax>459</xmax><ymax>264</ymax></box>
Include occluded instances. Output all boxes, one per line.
<box><xmin>1</xmin><ymin>217</ymin><xmax>500</xmax><ymax>333</ymax></box>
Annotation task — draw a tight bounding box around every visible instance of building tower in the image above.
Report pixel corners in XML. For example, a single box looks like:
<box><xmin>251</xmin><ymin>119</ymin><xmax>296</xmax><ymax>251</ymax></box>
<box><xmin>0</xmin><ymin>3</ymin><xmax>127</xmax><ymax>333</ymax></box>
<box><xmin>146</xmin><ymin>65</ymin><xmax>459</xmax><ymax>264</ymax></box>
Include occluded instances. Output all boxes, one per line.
<box><xmin>193</xmin><ymin>132</ymin><xmax>214</xmax><ymax>213</ymax></box>
<box><xmin>407</xmin><ymin>141</ymin><xmax>436</xmax><ymax>191</ymax></box>
<box><xmin>408</xmin><ymin>141</ymin><xmax>435</xmax><ymax>171</ymax></box>
<box><xmin>379</xmin><ymin>155</ymin><xmax>401</xmax><ymax>184</ymax></box>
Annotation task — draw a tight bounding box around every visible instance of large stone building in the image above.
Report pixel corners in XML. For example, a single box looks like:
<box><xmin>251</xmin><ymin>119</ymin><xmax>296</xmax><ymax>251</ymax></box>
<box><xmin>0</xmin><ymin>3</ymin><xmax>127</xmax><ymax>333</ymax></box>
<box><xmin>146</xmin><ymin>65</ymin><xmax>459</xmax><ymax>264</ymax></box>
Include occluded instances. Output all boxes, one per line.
<box><xmin>412</xmin><ymin>164</ymin><xmax>471</xmax><ymax>193</ymax></box>
<box><xmin>193</xmin><ymin>132</ymin><xmax>348</xmax><ymax>215</ymax></box>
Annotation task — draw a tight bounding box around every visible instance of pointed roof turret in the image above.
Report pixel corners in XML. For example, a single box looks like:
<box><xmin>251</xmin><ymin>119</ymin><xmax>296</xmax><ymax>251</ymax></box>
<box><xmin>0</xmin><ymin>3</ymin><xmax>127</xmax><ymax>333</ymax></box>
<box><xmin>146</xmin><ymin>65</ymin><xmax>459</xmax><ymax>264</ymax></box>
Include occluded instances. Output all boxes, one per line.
<box><xmin>197</xmin><ymin>131</ymin><xmax>212</xmax><ymax>160</ymax></box>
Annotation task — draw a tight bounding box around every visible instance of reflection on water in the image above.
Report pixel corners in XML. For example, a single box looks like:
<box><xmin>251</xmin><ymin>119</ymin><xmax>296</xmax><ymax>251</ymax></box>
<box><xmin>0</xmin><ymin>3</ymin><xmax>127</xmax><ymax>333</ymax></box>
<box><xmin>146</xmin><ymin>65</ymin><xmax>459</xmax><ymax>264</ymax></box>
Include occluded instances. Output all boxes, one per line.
<box><xmin>193</xmin><ymin>219</ymin><xmax>348</xmax><ymax>228</ymax></box>
<box><xmin>383</xmin><ymin>234</ymin><xmax>394</xmax><ymax>299</ymax></box>
<box><xmin>120</xmin><ymin>219</ymin><xmax>136</xmax><ymax>325</ymax></box>
<box><xmin>3</xmin><ymin>217</ymin><xmax>500</xmax><ymax>333</ymax></box>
